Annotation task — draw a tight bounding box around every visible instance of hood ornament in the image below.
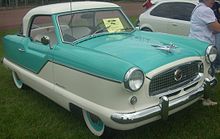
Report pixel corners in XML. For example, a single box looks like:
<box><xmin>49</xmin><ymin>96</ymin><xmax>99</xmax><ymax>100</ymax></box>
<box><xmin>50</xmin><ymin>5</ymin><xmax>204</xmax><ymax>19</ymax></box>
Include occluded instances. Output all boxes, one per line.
<box><xmin>151</xmin><ymin>43</ymin><xmax>177</xmax><ymax>53</ymax></box>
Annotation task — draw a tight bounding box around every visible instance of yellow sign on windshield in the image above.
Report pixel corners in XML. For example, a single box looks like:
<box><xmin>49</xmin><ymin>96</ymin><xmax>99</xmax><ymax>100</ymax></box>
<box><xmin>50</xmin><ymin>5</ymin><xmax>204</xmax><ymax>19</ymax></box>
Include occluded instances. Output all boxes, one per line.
<box><xmin>103</xmin><ymin>18</ymin><xmax>124</xmax><ymax>33</ymax></box>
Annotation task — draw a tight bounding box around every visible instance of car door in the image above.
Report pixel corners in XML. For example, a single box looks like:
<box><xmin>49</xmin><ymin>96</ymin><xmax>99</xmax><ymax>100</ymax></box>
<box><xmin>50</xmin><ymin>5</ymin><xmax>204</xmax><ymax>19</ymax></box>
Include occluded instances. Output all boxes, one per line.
<box><xmin>149</xmin><ymin>2</ymin><xmax>195</xmax><ymax>36</ymax></box>
<box><xmin>166</xmin><ymin>2</ymin><xmax>196</xmax><ymax>36</ymax></box>
<box><xmin>21</xmin><ymin>15</ymin><xmax>56</xmax><ymax>75</ymax></box>
<box><xmin>148</xmin><ymin>2</ymin><xmax>171</xmax><ymax>33</ymax></box>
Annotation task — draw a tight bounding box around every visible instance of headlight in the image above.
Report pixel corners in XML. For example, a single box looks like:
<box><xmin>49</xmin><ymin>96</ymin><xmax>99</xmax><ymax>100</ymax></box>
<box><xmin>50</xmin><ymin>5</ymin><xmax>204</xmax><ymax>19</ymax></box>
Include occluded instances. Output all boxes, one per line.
<box><xmin>206</xmin><ymin>45</ymin><xmax>217</xmax><ymax>63</ymax></box>
<box><xmin>124</xmin><ymin>67</ymin><xmax>144</xmax><ymax>92</ymax></box>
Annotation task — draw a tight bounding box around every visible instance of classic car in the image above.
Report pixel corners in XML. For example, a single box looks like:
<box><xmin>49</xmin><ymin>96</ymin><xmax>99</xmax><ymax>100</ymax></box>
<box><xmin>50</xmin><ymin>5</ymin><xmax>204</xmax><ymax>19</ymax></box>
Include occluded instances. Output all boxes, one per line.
<box><xmin>1</xmin><ymin>1</ymin><xmax>218</xmax><ymax>137</ymax></box>
<box><xmin>139</xmin><ymin>0</ymin><xmax>197</xmax><ymax>36</ymax></box>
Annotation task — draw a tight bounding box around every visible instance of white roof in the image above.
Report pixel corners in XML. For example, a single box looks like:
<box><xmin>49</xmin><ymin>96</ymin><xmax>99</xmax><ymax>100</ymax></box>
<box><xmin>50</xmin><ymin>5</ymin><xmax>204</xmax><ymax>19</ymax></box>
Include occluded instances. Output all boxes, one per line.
<box><xmin>23</xmin><ymin>1</ymin><xmax>120</xmax><ymax>36</ymax></box>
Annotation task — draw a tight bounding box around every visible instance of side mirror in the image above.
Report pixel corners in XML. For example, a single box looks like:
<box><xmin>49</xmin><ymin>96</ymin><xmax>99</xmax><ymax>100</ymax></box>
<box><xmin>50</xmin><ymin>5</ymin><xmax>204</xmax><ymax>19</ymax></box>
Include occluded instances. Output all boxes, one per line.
<box><xmin>41</xmin><ymin>36</ymin><xmax>50</xmax><ymax>45</ymax></box>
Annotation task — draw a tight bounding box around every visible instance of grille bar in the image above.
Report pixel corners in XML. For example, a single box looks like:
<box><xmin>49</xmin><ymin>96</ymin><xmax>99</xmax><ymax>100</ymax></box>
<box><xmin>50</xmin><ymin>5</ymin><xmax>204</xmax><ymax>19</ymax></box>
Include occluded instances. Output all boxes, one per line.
<box><xmin>149</xmin><ymin>61</ymin><xmax>202</xmax><ymax>96</ymax></box>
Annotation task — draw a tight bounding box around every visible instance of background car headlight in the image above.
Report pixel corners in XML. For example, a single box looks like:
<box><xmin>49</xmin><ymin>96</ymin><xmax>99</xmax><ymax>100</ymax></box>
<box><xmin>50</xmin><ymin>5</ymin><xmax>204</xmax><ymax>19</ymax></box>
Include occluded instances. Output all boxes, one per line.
<box><xmin>124</xmin><ymin>67</ymin><xmax>144</xmax><ymax>92</ymax></box>
<box><xmin>206</xmin><ymin>45</ymin><xmax>217</xmax><ymax>63</ymax></box>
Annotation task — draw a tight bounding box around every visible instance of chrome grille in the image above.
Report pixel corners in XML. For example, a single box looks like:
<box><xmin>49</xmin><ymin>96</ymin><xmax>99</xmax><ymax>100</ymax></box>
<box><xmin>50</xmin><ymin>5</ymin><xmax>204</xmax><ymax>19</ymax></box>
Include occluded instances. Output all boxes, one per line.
<box><xmin>149</xmin><ymin>61</ymin><xmax>202</xmax><ymax>96</ymax></box>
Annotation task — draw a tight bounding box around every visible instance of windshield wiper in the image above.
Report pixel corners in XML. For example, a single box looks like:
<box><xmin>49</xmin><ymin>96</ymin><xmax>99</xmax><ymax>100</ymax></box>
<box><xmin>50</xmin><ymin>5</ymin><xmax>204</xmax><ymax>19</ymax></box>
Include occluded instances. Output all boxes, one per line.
<box><xmin>116</xmin><ymin>27</ymin><xmax>134</xmax><ymax>32</ymax></box>
<box><xmin>92</xmin><ymin>25</ymin><xmax>111</xmax><ymax>35</ymax></box>
<box><xmin>92</xmin><ymin>26</ymin><xmax>134</xmax><ymax>36</ymax></box>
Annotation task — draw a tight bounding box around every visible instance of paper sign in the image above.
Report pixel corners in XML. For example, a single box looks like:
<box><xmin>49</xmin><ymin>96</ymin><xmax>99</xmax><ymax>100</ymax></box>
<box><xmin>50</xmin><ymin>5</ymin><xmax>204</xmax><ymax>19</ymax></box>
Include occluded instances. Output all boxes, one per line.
<box><xmin>103</xmin><ymin>18</ymin><xmax>124</xmax><ymax>33</ymax></box>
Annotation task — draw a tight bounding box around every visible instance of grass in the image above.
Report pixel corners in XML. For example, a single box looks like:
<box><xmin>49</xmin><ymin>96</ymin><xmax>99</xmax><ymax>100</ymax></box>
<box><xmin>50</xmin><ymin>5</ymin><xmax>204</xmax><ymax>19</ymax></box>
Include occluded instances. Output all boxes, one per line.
<box><xmin>0</xmin><ymin>27</ymin><xmax>220</xmax><ymax>139</ymax></box>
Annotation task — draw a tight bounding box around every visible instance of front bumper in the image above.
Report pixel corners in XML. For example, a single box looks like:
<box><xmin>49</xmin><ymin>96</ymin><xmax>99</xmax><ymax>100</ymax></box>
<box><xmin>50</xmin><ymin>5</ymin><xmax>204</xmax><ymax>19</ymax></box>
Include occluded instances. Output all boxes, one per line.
<box><xmin>111</xmin><ymin>86</ymin><xmax>204</xmax><ymax>124</ymax></box>
<box><xmin>205</xmin><ymin>77</ymin><xmax>218</xmax><ymax>87</ymax></box>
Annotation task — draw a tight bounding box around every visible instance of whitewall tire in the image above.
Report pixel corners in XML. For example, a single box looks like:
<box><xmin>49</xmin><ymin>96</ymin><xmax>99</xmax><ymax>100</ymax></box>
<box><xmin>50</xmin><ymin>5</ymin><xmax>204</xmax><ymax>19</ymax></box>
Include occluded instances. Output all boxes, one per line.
<box><xmin>12</xmin><ymin>71</ymin><xmax>24</xmax><ymax>89</ymax></box>
<box><xmin>82</xmin><ymin>109</ymin><xmax>105</xmax><ymax>136</ymax></box>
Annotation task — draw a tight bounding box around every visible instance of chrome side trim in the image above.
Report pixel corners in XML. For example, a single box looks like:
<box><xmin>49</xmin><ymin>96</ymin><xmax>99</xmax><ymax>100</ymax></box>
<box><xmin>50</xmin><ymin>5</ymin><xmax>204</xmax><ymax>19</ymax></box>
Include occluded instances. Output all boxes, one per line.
<box><xmin>111</xmin><ymin>86</ymin><xmax>204</xmax><ymax>124</ymax></box>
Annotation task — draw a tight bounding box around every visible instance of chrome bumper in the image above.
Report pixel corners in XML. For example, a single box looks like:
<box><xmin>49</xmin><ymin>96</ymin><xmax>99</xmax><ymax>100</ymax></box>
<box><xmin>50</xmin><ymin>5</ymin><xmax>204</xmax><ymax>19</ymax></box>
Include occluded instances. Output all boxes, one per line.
<box><xmin>205</xmin><ymin>77</ymin><xmax>218</xmax><ymax>87</ymax></box>
<box><xmin>111</xmin><ymin>86</ymin><xmax>204</xmax><ymax>124</ymax></box>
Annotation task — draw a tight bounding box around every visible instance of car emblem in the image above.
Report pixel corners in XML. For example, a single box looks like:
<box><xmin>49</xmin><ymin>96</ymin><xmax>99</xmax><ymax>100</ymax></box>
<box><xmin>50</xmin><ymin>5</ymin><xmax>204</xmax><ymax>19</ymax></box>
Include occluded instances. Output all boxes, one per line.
<box><xmin>174</xmin><ymin>69</ymin><xmax>182</xmax><ymax>81</ymax></box>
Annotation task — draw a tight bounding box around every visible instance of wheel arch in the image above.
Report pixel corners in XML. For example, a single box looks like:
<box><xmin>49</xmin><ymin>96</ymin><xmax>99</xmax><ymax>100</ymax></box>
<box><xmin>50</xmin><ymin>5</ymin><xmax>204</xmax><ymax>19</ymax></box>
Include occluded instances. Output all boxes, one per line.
<box><xmin>140</xmin><ymin>24</ymin><xmax>154</xmax><ymax>32</ymax></box>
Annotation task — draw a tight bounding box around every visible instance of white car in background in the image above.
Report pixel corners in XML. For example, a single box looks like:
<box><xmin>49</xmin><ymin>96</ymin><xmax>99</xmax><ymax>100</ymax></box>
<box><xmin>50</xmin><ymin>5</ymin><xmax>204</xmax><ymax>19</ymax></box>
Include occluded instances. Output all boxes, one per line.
<box><xmin>139</xmin><ymin>0</ymin><xmax>198</xmax><ymax>36</ymax></box>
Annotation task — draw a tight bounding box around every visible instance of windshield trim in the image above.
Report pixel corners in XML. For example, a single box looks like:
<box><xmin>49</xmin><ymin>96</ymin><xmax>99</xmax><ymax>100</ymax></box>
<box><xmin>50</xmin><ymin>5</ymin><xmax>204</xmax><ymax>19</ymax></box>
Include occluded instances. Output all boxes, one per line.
<box><xmin>56</xmin><ymin>8</ymin><xmax>134</xmax><ymax>44</ymax></box>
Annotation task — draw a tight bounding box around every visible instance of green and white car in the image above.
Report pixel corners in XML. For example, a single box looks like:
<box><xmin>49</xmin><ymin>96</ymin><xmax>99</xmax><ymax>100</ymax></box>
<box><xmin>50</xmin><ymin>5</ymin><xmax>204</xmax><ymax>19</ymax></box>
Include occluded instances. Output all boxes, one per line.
<box><xmin>2</xmin><ymin>1</ymin><xmax>218</xmax><ymax>137</ymax></box>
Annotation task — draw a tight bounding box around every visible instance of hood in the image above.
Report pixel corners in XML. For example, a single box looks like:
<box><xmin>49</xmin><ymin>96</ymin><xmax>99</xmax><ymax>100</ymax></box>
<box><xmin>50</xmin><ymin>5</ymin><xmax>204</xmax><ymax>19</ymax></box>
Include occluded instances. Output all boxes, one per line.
<box><xmin>76</xmin><ymin>31</ymin><xmax>209</xmax><ymax>73</ymax></box>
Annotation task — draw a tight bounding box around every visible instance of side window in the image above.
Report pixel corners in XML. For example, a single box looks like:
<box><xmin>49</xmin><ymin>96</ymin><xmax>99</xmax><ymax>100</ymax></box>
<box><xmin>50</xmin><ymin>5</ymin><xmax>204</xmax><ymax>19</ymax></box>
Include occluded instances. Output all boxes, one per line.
<box><xmin>150</xmin><ymin>3</ymin><xmax>173</xmax><ymax>18</ymax></box>
<box><xmin>29</xmin><ymin>16</ymin><xmax>57</xmax><ymax>45</ymax></box>
<box><xmin>170</xmin><ymin>3</ymin><xmax>195</xmax><ymax>21</ymax></box>
<box><xmin>150</xmin><ymin>2</ymin><xmax>195</xmax><ymax>21</ymax></box>
<box><xmin>58</xmin><ymin>12</ymin><xmax>95</xmax><ymax>42</ymax></box>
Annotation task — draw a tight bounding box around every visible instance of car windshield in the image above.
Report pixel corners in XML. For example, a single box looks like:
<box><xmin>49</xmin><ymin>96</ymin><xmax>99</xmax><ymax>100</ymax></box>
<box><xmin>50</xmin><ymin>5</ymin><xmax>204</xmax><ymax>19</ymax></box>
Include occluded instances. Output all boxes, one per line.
<box><xmin>58</xmin><ymin>9</ymin><xmax>134</xmax><ymax>43</ymax></box>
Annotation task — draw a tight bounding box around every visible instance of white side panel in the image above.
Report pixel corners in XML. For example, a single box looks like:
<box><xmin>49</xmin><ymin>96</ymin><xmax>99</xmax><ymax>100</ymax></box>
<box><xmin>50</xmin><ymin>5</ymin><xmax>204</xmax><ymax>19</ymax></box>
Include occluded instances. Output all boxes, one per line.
<box><xmin>3</xmin><ymin>59</ymin><xmax>58</xmax><ymax>107</ymax></box>
<box><xmin>53</xmin><ymin>62</ymin><xmax>135</xmax><ymax>111</ymax></box>
<box><xmin>3</xmin><ymin>58</ymin><xmax>140</xmax><ymax>130</ymax></box>
<box><xmin>167</xmin><ymin>20</ymin><xmax>190</xmax><ymax>36</ymax></box>
<box><xmin>3</xmin><ymin>58</ymin><xmax>136</xmax><ymax>112</ymax></box>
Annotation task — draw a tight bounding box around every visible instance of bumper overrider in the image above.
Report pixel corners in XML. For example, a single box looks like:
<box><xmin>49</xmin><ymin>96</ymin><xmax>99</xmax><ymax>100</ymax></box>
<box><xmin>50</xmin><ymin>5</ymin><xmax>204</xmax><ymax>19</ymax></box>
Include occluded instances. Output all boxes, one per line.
<box><xmin>111</xmin><ymin>84</ymin><xmax>209</xmax><ymax>124</ymax></box>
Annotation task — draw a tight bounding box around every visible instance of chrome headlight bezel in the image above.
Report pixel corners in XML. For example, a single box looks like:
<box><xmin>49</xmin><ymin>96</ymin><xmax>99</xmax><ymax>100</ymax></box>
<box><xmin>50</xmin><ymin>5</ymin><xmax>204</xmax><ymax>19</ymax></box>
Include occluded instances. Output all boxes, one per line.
<box><xmin>206</xmin><ymin>45</ymin><xmax>217</xmax><ymax>63</ymax></box>
<box><xmin>124</xmin><ymin>67</ymin><xmax>144</xmax><ymax>92</ymax></box>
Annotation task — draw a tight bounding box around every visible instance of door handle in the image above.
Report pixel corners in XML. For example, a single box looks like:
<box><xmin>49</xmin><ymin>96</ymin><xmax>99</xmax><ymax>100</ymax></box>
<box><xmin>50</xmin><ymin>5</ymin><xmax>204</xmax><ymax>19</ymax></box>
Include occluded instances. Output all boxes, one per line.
<box><xmin>171</xmin><ymin>23</ymin><xmax>178</xmax><ymax>26</ymax></box>
<box><xmin>18</xmin><ymin>48</ymin><xmax>25</xmax><ymax>52</ymax></box>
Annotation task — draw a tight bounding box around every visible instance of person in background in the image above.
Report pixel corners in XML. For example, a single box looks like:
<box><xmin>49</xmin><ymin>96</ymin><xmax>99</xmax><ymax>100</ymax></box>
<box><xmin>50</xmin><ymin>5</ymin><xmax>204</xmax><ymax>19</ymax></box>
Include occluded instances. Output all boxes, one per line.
<box><xmin>189</xmin><ymin>0</ymin><xmax>220</xmax><ymax>106</ymax></box>
<box><xmin>142</xmin><ymin>0</ymin><xmax>153</xmax><ymax>9</ymax></box>
<box><xmin>212</xmin><ymin>1</ymin><xmax>220</xmax><ymax>72</ymax></box>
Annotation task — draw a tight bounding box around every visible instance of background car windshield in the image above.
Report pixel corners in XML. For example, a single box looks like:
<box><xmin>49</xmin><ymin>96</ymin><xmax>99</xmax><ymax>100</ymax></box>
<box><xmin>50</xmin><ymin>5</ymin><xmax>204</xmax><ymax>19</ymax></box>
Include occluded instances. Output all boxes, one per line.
<box><xmin>58</xmin><ymin>10</ymin><xmax>133</xmax><ymax>42</ymax></box>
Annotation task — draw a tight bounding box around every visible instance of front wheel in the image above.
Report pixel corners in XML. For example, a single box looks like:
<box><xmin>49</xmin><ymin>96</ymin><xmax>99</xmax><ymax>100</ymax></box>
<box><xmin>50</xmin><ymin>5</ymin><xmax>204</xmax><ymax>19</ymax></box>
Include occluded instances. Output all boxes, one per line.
<box><xmin>12</xmin><ymin>71</ymin><xmax>24</xmax><ymax>89</ymax></box>
<box><xmin>82</xmin><ymin>110</ymin><xmax>105</xmax><ymax>136</ymax></box>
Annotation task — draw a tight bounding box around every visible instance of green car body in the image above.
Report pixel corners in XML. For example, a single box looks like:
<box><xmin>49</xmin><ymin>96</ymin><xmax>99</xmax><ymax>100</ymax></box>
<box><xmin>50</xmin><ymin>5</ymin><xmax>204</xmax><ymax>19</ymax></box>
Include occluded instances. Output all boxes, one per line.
<box><xmin>3</xmin><ymin>30</ymin><xmax>208</xmax><ymax>82</ymax></box>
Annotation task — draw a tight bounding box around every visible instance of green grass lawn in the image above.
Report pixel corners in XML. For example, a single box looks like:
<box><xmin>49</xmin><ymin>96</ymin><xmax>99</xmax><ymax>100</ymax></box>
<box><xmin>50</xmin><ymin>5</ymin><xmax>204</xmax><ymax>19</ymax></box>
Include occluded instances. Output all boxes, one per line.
<box><xmin>1</xmin><ymin>27</ymin><xmax>220</xmax><ymax>139</ymax></box>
